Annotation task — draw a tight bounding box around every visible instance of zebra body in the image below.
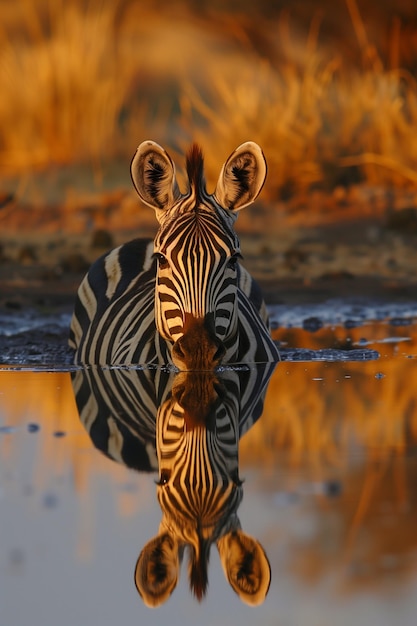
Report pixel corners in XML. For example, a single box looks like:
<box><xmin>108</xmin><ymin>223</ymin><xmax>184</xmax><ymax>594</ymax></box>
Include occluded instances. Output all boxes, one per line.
<box><xmin>71</xmin><ymin>363</ymin><xmax>276</xmax><ymax>606</ymax></box>
<box><xmin>69</xmin><ymin>141</ymin><xmax>279</xmax><ymax>368</ymax></box>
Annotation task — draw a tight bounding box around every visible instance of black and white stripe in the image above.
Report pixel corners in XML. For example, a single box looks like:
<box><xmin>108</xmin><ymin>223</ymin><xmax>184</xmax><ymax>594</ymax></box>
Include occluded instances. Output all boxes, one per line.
<box><xmin>69</xmin><ymin>141</ymin><xmax>279</xmax><ymax>367</ymax></box>
<box><xmin>72</xmin><ymin>361</ymin><xmax>275</xmax><ymax>605</ymax></box>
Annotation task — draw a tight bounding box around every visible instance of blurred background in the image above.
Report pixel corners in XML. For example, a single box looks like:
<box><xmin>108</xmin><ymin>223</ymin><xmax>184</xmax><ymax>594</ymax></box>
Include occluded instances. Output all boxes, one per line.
<box><xmin>2</xmin><ymin>0</ymin><xmax>417</xmax><ymax>304</ymax></box>
<box><xmin>2</xmin><ymin>0</ymin><xmax>417</xmax><ymax>200</ymax></box>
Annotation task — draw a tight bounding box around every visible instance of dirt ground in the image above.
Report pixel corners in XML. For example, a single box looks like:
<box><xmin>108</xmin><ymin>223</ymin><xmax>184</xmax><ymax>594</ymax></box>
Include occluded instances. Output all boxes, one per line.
<box><xmin>1</xmin><ymin>183</ymin><xmax>417</xmax><ymax>315</ymax></box>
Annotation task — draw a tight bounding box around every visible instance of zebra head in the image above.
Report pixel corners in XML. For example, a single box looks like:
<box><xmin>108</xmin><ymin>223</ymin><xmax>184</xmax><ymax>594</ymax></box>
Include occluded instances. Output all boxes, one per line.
<box><xmin>131</xmin><ymin>141</ymin><xmax>267</xmax><ymax>370</ymax></box>
<box><xmin>134</xmin><ymin>370</ymin><xmax>271</xmax><ymax>607</ymax></box>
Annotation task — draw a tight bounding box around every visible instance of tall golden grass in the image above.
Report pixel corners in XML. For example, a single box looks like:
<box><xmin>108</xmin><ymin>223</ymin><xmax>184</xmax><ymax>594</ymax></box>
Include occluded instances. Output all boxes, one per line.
<box><xmin>182</xmin><ymin>4</ymin><xmax>417</xmax><ymax>197</ymax></box>
<box><xmin>0</xmin><ymin>0</ymin><xmax>148</xmax><ymax>173</ymax></box>
<box><xmin>2</xmin><ymin>0</ymin><xmax>417</xmax><ymax>198</ymax></box>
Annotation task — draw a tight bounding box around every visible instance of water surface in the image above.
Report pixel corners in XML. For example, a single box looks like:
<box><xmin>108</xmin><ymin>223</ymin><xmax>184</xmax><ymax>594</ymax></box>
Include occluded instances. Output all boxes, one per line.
<box><xmin>1</xmin><ymin>305</ymin><xmax>417</xmax><ymax>625</ymax></box>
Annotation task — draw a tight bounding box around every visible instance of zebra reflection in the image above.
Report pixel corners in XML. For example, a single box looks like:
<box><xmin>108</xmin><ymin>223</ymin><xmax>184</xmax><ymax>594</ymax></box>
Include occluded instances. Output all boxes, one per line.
<box><xmin>72</xmin><ymin>363</ymin><xmax>275</xmax><ymax>606</ymax></box>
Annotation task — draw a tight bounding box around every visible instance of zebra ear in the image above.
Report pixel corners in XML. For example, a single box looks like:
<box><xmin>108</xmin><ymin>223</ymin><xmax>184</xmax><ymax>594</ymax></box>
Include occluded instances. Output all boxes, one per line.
<box><xmin>214</xmin><ymin>142</ymin><xmax>267</xmax><ymax>211</ymax></box>
<box><xmin>131</xmin><ymin>141</ymin><xmax>181</xmax><ymax>216</ymax></box>
<box><xmin>134</xmin><ymin>533</ymin><xmax>180</xmax><ymax>607</ymax></box>
<box><xmin>217</xmin><ymin>529</ymin><xmax>271</xmax><ymax>606</ymax></box>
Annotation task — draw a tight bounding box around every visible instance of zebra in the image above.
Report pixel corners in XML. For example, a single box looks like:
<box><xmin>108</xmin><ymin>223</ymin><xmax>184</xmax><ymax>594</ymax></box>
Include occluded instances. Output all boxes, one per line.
<box><xmin>69</xmin><ymin>141</ymin><xmax>279</xmax><ymax>369</ymax></box>
<box><xmin>71</xmin><ymin>362</ymin><xmax>276</xmax><ymax>606</ymax></box>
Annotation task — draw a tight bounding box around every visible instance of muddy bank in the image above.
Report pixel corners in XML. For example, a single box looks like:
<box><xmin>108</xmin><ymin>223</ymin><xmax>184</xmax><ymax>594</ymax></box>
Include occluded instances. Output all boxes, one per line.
<box><xmin>1</xmin><ymin>184</ymin><xmax>417</xmax><ymax>317</ymax></box>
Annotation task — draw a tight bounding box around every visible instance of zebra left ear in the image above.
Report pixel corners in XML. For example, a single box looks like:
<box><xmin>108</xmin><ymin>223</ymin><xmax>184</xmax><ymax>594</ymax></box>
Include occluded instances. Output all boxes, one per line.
<box><xmin>134</xmin><ymin>533</ymin><xmax>180</xmax><ymax>607</ymax></box>
<box><xmin>131</xmin><ymin>141</ymin><xmax>181</xmax><ymax>217</ymax></box>
<box><xmin>217</xmin><ymin>529</ymin><xmax>271</xmax><ymax>606</ymax></box>
<box><xmin>214</xmin><ymin>142</ymin><xmax>267</xmax><ymax>211</ymax></box>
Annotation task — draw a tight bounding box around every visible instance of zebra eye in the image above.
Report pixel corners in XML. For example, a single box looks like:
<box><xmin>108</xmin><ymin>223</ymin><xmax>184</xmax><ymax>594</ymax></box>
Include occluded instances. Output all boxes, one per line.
<box><xmin>227</xmin><ymin>254</ymin><xmax>240</xmax><ymax>270</ymax></box>
<box><xmin>157</xmin><ymin>470</ymin><xmax>171</xmax><ymax>486</ymax></box>
<box><xmin>154</xmin><ymin>252</ymin><xmax>169</xmax><ymax>269</ymax></box>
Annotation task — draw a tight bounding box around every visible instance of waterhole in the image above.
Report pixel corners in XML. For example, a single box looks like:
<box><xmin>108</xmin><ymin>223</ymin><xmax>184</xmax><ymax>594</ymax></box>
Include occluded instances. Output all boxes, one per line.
<box><xmin>1</xmin><ymin>302</ymin><xmax>417</xmax><ymax>625</ymax></box>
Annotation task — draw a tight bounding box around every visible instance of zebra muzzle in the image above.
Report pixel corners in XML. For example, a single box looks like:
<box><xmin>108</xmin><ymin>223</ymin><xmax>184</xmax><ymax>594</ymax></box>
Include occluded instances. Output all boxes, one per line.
<box><xmin>172</xmin><ymin>313</ymin><xmax>225</xmax><ymax>371</ymax></box>
<box><xmin>172</xmin><ymin>371</ymin><xmax>225</xmax><ymax>431</ymax></box>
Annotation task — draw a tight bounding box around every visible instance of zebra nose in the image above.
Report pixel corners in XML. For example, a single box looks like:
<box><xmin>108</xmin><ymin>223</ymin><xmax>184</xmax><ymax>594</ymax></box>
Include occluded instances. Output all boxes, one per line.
<box><xmin>172</xmin><ymin>313</ymin><xmax>225</xmax><ymax>370</ymax></box>
<box><xmin>172</xmin><ymin>371</ymin><xmax>225</xmax><ymax>430</ymax></box>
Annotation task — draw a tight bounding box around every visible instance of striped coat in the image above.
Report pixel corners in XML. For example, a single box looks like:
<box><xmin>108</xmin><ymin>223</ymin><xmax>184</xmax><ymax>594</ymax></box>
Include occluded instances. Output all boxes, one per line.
<box><xmin>72</xmin><ymin>362</ymin><xmax>275</xmax><ymax>606</ymax></box>
<box><xmin>69</xmin><ymin>141</ymin><xmax>279</xmax><ymax>369</ymax></box>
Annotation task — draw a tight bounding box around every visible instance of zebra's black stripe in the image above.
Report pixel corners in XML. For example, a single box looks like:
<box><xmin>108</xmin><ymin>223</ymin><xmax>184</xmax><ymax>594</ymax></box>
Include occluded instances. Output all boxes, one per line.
<box><xmin>70</xmin><ymin>141</ymin><xmax>279</xmax><ymax>367</ymax></box>
<box><xmin>72</xmin><ymin>359</ymin><xmax>275</xmax><ymax>604</ymax></box>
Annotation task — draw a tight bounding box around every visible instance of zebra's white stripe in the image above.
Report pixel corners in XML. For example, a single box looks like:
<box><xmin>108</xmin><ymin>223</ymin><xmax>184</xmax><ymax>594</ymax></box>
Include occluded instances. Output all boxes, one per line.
<box><xmin>104</xmin><ymin>247</ymin><xmax>123</xmax><ymax>300</ymax></box>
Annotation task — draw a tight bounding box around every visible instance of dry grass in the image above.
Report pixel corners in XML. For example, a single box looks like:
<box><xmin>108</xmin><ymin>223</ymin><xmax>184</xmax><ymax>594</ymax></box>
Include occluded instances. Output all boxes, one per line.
<box><xmin>181</xmin><ymin>12</ymin><xmax>417</xmax><ymax>198</ymax></box>
<box><xmin>2</xmin><ymin>0</ymin><xmax>417</xmax><ymax>199</ymax></box>
<box><xmin>0</xmin><ymin>0</ymin><xmax>151</xmax><ymax>173</ymax></box>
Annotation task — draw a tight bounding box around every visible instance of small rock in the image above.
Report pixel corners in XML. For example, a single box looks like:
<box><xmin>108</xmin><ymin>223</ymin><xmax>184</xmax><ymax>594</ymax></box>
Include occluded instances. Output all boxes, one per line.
<box><xmin>302</xmin><ymin>316</ymin><xmax>323</xmax><ymax>332</ymax></box>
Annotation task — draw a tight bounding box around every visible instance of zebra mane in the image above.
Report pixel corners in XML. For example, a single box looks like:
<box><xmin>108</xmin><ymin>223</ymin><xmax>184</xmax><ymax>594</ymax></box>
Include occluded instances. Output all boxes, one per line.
<box><xmin>186</xmin><ymin>144</ymin><xmax>206</xmax><ymax>199</ymax></box>
<box><xmin>189</xmin><ymin>535</ymin><xmax>210</xmax><ymax>601</ymax></box>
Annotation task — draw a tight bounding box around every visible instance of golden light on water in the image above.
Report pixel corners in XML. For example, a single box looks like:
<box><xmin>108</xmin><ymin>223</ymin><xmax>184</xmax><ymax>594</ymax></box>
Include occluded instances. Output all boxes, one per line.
<box><xmin>1</xmin><ymin>322</ymin><xmax>417</xmax><ymax>604</ymax></box>
<box><xmin>1</xmin><ymin>321</ymin><xmax>417</xmax><ymax>477</ymax></box>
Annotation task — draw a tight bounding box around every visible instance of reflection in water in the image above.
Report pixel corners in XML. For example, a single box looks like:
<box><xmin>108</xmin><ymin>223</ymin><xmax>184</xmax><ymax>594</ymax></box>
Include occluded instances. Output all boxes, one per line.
<box><xmin>71</xmin><ymin>363</ymin><xmax>276</xmax><ymax>606</ymax></box>
<box><xmin>3</xmin><ymin>322</ymin><xmax>417</xmax><ymax>623</ymax></box>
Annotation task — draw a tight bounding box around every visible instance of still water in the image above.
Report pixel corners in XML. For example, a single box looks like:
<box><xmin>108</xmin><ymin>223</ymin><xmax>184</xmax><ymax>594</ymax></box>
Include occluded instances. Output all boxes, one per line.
<box><xmin>1</xmin><ymin>314</ymin><xmax>417</xmax><ymax>626</ymax></box>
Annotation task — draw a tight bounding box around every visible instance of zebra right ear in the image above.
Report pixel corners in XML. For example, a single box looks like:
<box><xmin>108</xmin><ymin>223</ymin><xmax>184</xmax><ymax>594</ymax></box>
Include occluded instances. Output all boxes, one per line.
<box><xmin>134</xmin><ymin>533</ymin><xmax>180</xmax><ymax>608</ymax></box>
<box><xmin>131</xmin><ymin>141</ymin><xmax>181</xmax><ymax>216</ymax></box>
<box><xmin>214</xmin><ymin>141</ymin><xmax>267</xmax><ymax>212</ymax></box>
<box><xmin>217</xmin><ymin>529</ymin><xmax>271</xmax><ymax>606</ymax></box>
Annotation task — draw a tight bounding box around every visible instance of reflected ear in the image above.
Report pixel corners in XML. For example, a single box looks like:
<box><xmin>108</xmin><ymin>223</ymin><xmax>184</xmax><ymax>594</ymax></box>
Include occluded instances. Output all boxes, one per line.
<box><xmin>217</xmin><ymin>530</ymin><xmax>271</xmax><ymax>606</ymax></box>
<box><xmin>134</xmin><ymin>533</ymin><xmax>180</xmax><ymax>608</ymax></box>
<box><xmin>214</xmin><ymin>142</ymin><xmax>267</xmax><ymax>211</ymax></box>
<box><xmin>131</xmin><ymin>141</ymin><xmax>181</xmax><ymax>216</ymax></box>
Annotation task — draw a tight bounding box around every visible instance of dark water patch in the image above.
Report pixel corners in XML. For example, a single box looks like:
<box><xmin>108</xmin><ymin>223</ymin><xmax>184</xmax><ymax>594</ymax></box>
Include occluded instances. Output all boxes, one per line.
<box><xmin>353</xmin><ymin>336</ymin><xmax>411</xmax><ymax>347</ymax></box>
<box><xmin>389</xmin><ymin>317</ymin><xmax>414</xmax><ymax>327</ymax></box>
<box><xmin>324</xmin><ymin>480</ymin><xmax>343</xmax><ymax>498</ymax></box>
<box><xmin>279</xmin><ymin>348</ymin><xmax>380</xmax><ymax>362</ymax></box>
<box><xmin>27</xmin><ymin>423</ymin><xmax>40</xmax><ymax>433</ymax></box>
<box><xmin>53</xmin><ymin>430</ymin><xmax>66</xmax><ymax>438</ymax></box>
<box><xmin>1</xmin><ymin>299</ymin><xmax>417</xmax><ymax>367</ymax></box>
<box><xmin>0</xmin><ymin>425</ymin><xmax>17</xmax><ymax>434</ymax></box>
<box><xmin>42</xmin><ymin>493</ymin><xmax>59</xmax><ymax>509</ymax></box>
<box><xmin>270</xmin><ymin>299</ymin><xmax>417</xmax><ymax>329</ymax></box>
